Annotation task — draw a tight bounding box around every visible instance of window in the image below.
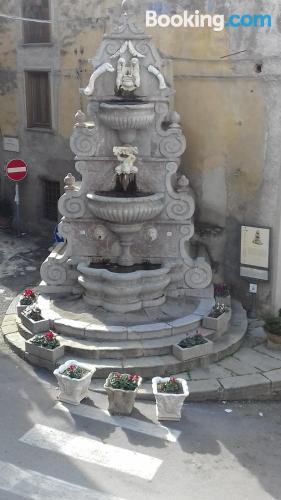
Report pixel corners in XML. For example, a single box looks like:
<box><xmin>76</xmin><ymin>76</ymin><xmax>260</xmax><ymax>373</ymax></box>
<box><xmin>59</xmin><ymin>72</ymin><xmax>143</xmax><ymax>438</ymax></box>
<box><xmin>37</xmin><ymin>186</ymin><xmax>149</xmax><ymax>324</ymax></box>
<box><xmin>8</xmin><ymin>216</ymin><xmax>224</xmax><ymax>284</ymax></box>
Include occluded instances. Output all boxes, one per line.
<box><xmin>25</xmin><ymin>71</ymin><xmax>52</xmax><ymax>129</ymax></box>
<box><xmin>43</xmin><ymin>180</ymin><xmax>60</xmax><ymax>221</ymax></box>
<box><xmin>22</xmin><ymin>0</ymin><xmax>50</xmax><ymax>44</ymax></box>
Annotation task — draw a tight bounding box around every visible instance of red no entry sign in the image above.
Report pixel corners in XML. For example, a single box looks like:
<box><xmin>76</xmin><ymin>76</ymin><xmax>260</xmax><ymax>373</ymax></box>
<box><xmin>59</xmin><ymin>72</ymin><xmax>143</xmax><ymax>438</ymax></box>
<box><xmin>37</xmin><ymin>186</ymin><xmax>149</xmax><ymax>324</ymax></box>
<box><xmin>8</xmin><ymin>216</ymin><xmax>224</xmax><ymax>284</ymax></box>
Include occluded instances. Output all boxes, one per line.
<box><xmin>6</xmin><ymin>159</ymin><xmax>28</xmax><ymax>182</ymax></box>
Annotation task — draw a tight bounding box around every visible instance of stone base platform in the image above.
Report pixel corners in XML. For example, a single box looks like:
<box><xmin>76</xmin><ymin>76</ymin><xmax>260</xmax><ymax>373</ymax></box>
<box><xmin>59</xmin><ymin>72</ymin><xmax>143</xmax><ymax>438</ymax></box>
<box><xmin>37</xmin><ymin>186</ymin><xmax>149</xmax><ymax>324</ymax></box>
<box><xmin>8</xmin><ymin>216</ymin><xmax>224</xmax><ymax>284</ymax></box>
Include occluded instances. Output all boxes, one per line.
<box><xmin>3</xmin><ymin>295</ymin><xmax>248</xmax><ymax>379</ymax></box>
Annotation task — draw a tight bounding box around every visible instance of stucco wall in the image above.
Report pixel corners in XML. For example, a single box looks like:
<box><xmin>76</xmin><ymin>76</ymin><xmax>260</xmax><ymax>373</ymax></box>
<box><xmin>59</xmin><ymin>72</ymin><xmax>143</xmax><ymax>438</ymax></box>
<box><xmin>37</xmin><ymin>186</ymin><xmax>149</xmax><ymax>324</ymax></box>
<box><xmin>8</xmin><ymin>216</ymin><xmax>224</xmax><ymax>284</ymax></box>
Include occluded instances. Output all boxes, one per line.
<box><xmin>0</xmin><ymin>0</ymin><xmax>281</xmax><ymax>311</ymax></box>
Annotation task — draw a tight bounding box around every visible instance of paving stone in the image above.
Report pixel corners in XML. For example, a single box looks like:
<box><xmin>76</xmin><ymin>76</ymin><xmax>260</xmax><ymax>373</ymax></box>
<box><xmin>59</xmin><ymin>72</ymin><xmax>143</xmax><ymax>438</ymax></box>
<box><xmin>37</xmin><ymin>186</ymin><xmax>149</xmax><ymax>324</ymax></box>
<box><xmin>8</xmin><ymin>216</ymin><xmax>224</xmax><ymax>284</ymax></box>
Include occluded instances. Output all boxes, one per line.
<box><xmin>255</xmin><ymin>344</ymin><xmax>281</xmax><ymax>361</ymax></box>
<box><xmin>263</xmin><ymin>368</ymin><xmax>281</xmax><ymax>391</ymax></box>
<box><xmin>85</xmin><ymin>324</ymin><xmax>128</xmax><ymax>341</ymax></box>
<box><xmin>220</xmin><ymin>374</ymin><xmax>271</xmax><ymax>399</ymax></box>
<box><xmin>128</xmin><ymin>322</ymin><xmax>172</xmax><ymax>340</ymax></box>
<box><xmin>1</xmin><ymin>324</ymin><xmax>19</xmax><ymax>336</ymax></box>
<box><xmin>1</xmin><ymin>314</ymin><xmax>17</xmax><ymax>324</ymax></box>
<box><xmin>168</xmin><ymin>315</ymin><xmax>201</xmax><ymax>334</ymax></box>
<box><xmin>54</xmin><ymin>319</ymin><xmax>89</xmax><ymax>338</ymax></box>
<box><xmin>233</xmin><ymin>347</ymin><xmax>281</xmax><ymax>372</ymax></box>
<box><xmin>244</xmin><ymin>327</ymin><xmax>267</xmax><ymax>347</ymax></box>
<box><xmin>218</xmin><ymin>356</ymin><xmax>259</xmax><ymax>376</ymax></box>
<box><xmin>189</xmin><ymin>364</ymin><xmax>232</xmax><ymax>380</ymax></box>
<box><xmin>187</xmin><ymin>379</ymin><xmax>224</xmax><ymax>401</ymax></box>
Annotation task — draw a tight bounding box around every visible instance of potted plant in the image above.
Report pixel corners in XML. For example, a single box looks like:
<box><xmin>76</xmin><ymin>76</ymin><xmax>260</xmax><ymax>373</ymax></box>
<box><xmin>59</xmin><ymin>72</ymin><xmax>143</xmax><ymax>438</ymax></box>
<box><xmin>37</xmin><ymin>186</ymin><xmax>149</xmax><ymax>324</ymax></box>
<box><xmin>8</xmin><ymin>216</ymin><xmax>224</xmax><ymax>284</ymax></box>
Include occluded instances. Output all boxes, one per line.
<box><xmin>265</xmin><ymin>311</ymin><xmax>281</xmax><ymax>349</ymax></box>
<box><xmin>203</xmin><ymin>302</ymin><xmax>231</xmax><ymax>336</ymax></box>
<box><xmin>25</xmin><ymin>330</ymin><xmax>64</xmax><ymax>363</ymax></box>
<box><xmin>104</xmin><ymin>372</ymin><xmax>142</xmax><ymax>415</ymax></box>
<box><xmin>54</xmin><ymin>359</ymin><xmax>95</xmax><ymax>405</ymax></box>
<box><xmin>21</xmin><ymin>304</ymin><xmax>50</xmax><ymax>334</ymax></box>
<box><xmin>173</xmin><ymin>332</ymin><xmax>213</xmax><ymax>362</ymax></box>
<box><xmin>214</xmin><ymin>283</ymin><xmax>231</xmax><ymax>307</ymax></box>
<box><xmin>0</xmin><ymin>198</ymin><xmax>13</xmax><ymax>229</ymax></box>
<box><xmin>17</xmin><ymin>288</ymin><xmax>36</xmax><ymax>317</ymax></box>
<box><xmin>152</xmin><ymin>376</ymin><xmax>189</xmax><ymax>421</ymax></box>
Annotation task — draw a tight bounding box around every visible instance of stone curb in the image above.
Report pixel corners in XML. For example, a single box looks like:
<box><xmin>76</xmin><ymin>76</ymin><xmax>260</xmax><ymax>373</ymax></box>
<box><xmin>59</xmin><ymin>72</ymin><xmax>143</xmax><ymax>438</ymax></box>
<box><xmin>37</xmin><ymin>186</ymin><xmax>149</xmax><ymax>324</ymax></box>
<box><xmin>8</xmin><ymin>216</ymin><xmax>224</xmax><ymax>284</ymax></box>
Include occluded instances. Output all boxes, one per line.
<box><xmin>89</xmin><ymin>370</ymin><xmax>281</xmax><ymax>402</ymax></box>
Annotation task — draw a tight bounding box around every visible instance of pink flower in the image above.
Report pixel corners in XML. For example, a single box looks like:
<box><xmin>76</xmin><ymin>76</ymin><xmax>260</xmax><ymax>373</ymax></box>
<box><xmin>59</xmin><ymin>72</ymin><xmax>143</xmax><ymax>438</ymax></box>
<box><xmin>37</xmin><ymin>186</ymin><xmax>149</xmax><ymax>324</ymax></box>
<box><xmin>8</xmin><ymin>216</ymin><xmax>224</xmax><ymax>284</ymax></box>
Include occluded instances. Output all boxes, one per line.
<box><xmin>69</xmin><ymin>364</ymin><xmax>77</xmax><ymax>371</ymax></box>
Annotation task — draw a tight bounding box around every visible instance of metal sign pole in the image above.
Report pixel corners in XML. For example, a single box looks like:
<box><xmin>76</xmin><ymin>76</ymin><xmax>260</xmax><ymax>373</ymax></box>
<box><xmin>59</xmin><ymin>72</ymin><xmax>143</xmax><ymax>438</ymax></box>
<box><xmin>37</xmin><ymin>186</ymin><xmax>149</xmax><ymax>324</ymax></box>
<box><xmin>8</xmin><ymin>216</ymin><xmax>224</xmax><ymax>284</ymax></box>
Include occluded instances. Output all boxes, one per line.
<box><xmin>14</xmin><ymin>182</ymin><xmax>20</xmax><ymax>237</ymax></box>
<box><xmin>248</xmin><ymin>282</ymin><xmax>258</xmax><ymax>319</ymax></box>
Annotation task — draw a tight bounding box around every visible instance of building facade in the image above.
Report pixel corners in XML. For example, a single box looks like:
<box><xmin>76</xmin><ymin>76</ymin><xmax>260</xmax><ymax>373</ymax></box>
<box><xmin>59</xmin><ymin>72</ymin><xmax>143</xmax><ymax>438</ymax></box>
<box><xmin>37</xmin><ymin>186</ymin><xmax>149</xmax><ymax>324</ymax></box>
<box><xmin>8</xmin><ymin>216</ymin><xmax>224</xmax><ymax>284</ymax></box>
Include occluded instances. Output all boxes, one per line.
<box><xmin>0</xmin><ymin>0</ymin><xmax>281</xmax><ymax>312</ymax></box>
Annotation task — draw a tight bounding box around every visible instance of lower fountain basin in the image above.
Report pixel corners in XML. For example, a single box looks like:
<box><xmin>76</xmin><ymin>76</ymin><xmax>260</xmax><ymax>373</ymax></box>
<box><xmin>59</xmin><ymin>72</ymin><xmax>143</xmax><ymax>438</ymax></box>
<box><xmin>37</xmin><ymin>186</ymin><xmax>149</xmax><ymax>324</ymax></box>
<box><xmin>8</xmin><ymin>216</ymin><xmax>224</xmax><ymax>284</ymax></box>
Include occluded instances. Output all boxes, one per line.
<box><xmin>77</xmin><ymin>262</ymin><xmax>172</xmax><ymax>313</ymax></box>
<box><xmin>87</xmin><ymin>192</ymin><xmax>165</xmax><ymax>224</ymax></box>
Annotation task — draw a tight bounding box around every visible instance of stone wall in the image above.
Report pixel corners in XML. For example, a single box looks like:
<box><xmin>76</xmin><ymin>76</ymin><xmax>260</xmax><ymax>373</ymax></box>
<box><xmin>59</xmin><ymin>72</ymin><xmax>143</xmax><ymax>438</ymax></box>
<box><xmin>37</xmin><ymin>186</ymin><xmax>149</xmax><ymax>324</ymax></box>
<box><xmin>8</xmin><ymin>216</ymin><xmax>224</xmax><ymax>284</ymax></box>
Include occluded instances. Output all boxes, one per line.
<box><xmin>0</xmin><ymin>0</ymin><xmax>281</xmax><ymax>311</ymax></box>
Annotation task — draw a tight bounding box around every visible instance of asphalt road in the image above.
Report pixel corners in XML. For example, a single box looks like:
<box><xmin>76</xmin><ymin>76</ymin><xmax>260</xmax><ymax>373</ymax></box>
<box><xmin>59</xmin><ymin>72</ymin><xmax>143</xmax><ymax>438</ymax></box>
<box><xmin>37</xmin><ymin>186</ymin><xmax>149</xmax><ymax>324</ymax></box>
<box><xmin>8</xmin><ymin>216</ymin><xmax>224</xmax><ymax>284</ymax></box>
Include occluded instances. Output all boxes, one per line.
<box><xmin>0</xmin><ymin>344</ymin><xmax>281</xmax><ymax>500</ymax></box>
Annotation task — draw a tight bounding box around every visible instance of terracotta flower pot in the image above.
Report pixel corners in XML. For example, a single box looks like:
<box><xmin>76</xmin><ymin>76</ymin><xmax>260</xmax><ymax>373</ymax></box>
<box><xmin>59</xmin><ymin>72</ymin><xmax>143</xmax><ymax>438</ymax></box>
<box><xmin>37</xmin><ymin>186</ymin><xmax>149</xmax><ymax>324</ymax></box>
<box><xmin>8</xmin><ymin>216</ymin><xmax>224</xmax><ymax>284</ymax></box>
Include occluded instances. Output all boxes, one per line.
<box><xmin>267</xmin><ymin>332</ymin><xmax>281</xmax><ymax>349</ymax></box>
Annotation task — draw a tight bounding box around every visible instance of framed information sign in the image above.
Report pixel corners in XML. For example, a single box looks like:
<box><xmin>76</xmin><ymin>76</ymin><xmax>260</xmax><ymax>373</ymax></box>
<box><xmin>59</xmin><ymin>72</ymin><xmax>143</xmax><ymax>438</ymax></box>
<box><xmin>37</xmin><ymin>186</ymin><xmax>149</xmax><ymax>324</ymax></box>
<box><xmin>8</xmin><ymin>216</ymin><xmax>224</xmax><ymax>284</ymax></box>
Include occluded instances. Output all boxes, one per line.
<box><xmin>240</xmin><ymin>225</ymin><xmax>270</xmax><ymax>281</ymax></box>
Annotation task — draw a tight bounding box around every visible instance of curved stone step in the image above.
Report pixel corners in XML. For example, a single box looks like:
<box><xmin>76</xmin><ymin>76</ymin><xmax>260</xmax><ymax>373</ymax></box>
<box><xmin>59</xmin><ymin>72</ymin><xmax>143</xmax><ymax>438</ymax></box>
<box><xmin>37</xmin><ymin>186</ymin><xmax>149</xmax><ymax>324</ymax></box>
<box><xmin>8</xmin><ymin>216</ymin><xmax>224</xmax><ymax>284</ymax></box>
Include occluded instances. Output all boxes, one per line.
<box><xmin>59</xmin><ymin>330</ymin><xmax>203</xmax><ymax>359</ymax></box>
<box><xmin>4</xmin><ymin>300</ymin><xmax>247</xmax><ymax>379</ymax></box>
<box><xmin>36</xmin><ymin>295</ymin><xmax>213</xmax><ymax>341</ymax></box>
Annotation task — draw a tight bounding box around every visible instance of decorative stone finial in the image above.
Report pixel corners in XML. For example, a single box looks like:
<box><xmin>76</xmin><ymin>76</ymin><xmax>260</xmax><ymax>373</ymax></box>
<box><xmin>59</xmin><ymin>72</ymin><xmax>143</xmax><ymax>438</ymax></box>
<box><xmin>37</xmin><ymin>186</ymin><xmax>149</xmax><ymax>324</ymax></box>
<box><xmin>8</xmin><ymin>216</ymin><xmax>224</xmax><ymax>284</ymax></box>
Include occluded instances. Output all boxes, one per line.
<box><xmin>121</xmin><ymin>0</ymin><xmax>136</xmax><ymax>15</ymax></box>
<box><xmin>169</xmin><ymin>111</ymin><xmax>181</xmax><ymax>128</ymax></box>
<box><xmin>64</xmin><ymin>173</ymin><xmax>76</xmax><ymax>191</ymax></box>
<box><xmin>74</xmin><ymin>110</ymin><xmax>86</xmax><ymax>127</ymax></box>
<box><xmin>177</xmin><ymin>175</ymin><xmax>190</xmax><ymax>192</ymax></box>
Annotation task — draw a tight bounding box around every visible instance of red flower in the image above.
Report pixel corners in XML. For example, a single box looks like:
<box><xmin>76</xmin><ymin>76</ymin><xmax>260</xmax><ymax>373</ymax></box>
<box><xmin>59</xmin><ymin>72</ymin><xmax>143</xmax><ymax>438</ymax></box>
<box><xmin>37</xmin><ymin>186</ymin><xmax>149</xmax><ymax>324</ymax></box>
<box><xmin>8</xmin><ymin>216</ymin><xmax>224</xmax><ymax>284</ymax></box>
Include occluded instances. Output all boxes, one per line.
<box><xmin>45</xmin><ymin>331</ymin><xmax>55</xmax><ymax>339</ymax></box>
<box><xmin>23</xmin><ymin>289</ymin><xmax>35</xmax><ymax>297</ymax></box>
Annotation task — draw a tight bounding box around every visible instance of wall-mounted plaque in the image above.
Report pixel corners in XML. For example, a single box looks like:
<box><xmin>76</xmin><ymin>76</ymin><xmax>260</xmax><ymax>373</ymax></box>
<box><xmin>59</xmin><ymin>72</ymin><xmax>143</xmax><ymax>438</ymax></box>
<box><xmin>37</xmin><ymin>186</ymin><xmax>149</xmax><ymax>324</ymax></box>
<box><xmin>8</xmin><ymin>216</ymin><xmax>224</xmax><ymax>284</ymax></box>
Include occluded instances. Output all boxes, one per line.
<box><xmin>240</xmin><ymin>226</ymin><xmax>270</xmax><ymax>281</ymax></box>
<box><xmin>3</xmin><ymin>136</ymin><xmax>19</xmax><ymax>153</ymax></box>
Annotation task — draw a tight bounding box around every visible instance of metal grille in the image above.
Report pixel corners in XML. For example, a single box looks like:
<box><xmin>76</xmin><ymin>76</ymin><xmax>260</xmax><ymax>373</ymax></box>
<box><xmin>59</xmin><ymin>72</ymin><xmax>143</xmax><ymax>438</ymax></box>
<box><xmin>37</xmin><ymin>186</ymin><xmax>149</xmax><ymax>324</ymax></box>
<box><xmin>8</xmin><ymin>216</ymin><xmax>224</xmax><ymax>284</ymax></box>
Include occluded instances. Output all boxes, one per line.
<box><xmin>43</xmin><ymin>180</ymin><xmax>60</xmax><ymax>221</ymax></box>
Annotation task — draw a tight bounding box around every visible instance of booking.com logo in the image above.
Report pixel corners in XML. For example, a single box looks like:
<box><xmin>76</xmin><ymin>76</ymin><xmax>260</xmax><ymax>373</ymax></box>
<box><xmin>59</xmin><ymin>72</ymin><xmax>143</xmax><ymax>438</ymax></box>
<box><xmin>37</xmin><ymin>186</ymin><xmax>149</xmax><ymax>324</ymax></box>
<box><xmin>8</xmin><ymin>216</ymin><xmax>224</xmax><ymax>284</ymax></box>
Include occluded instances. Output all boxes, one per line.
<box><xmin>146</xmin><ymin>10</ymin><xmax>272</xmax><ymax>32</ymax></box>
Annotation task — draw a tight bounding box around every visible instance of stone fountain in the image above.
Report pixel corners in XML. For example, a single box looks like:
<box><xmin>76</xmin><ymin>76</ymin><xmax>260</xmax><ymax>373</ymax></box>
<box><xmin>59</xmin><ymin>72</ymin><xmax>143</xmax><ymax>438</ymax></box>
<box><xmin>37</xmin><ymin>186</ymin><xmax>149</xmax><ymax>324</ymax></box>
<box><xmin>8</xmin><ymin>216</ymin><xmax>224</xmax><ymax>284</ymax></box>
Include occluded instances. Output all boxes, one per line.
<box><xmin>35</xmin><ymin>2</ymin><xmax>220</xmax><ymax>377</ymax></box>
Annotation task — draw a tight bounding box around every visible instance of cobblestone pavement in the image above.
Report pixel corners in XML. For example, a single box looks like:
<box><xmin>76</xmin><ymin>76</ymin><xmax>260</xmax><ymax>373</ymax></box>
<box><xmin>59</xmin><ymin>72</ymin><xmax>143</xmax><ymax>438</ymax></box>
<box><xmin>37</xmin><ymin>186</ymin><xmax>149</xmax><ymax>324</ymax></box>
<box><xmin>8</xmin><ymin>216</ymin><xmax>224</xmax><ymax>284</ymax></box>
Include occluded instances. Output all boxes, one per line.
<box><xmin>0</xmin><ymin>229</ymin><xmax>50</xmax><ymax>323</ymax></box>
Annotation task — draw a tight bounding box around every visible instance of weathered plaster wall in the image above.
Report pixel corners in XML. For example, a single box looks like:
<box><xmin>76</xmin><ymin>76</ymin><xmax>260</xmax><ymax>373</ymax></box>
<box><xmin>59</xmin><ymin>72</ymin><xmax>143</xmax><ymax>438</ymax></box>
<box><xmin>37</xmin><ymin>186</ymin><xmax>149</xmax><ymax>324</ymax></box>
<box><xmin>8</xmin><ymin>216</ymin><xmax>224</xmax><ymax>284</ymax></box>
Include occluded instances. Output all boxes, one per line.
<box><xmin>0</xmin><ymin>0</ymin><xmax>281</xmax><ymax>311</ymax></box>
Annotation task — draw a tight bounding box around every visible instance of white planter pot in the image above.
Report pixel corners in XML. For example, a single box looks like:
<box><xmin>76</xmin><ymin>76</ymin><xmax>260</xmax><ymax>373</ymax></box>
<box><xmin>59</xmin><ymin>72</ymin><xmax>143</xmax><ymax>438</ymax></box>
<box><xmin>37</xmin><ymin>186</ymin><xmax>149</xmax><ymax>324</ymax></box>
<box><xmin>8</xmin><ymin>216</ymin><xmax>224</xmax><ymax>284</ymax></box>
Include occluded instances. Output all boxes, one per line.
<box><xmin>202</xmin><ymin>310</ymin><xmax>231</xmax><ymax>336</ymax></box>
<box><xmin>173</xmin><ymin>338</ymin><xmax>213</xmax><ymax>362</ymax></box>
<box><xmin>21</xmin><ymin>313</ymin><xmax>50</xmax><ymax>334</ymax></box>
<box><xmin>104</xmin><ymin>375</ymin><xmax>142</xmax><ymax>415</ymax></box>
<box><xmin>17</xmin><ymin>304</ymin><xmax>28</xmax><ymax>318</ymax></box>
<box><xmin>152</xmin><ymin>377</ymin><xmax>189</xmax><ymax>421</ymax></box>
<box><xmin>54</xmin><ymin>359</ymin><xmax>95</xmax><ymax>405</ymax></box>
<box><xmin>26</xmin><ymin>337</ymin><xmax>64</xmax><ymax>363</ymax></box>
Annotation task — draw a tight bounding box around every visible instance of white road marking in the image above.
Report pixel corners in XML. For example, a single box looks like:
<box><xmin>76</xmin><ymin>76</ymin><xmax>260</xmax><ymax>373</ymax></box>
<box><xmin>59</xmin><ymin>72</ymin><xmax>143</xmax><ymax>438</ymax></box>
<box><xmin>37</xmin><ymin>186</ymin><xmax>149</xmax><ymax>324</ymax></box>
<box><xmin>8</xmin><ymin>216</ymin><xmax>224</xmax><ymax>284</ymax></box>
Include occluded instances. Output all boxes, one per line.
<box><xmin>19</xmin><ymin>424</ymin><xmax>162</xmax><ymax>480</ymax></box>
<box><xmin>55</xmin><ymin>402</ymin><xmax>181</xmax><ymax>443</ymax></box>
<box><xmin>0</xmin><ymin>459</ymin><xmax>125</xmax><ymax>500</ymax></box>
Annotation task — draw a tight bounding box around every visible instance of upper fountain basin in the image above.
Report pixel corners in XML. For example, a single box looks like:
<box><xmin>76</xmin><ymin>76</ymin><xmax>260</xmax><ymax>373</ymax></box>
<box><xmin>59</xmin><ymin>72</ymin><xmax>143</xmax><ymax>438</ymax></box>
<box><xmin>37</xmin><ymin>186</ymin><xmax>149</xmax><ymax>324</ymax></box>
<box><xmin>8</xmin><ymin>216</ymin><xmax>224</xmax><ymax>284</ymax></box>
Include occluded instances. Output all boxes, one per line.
<box><xmin>99</xmin><ymin>101</ymin><xmax>155</xmax><ymax>131</ymax></box>
<box><xmin>87</xmin><ymin>192</ymin><xmax>165</xmax><ymax>224</ymax></box>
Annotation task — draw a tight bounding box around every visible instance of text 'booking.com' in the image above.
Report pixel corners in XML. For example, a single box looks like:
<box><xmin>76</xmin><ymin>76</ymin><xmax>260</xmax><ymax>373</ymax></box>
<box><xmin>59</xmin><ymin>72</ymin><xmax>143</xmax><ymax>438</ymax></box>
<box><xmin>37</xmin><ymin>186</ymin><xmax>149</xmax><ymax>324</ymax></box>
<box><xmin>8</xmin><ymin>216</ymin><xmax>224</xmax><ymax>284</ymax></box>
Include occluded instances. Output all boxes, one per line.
<box><xmin>146</xmin><ymin>10</ymin><xmax>272</xmax><ymax>32</ymax></box>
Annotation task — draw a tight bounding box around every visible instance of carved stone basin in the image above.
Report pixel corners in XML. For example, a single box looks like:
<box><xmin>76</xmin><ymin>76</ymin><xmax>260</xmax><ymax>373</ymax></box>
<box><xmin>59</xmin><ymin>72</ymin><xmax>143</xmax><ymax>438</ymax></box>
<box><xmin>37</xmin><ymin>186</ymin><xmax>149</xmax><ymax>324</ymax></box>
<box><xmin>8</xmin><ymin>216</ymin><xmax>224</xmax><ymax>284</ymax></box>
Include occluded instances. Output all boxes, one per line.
<box><xmin>78</xmin><ymin>262</ymin><xmax>172</xmax><ymax>313</ymax></box>
<box><xmin>99</xmin><ymin>101</ymin><xmax>155</xmax><ymax>143</ymax></box>
<box><xmin>87</xmin><ymin>192</ymin><xmax>164</xmax><ymax>224</ymax></box>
